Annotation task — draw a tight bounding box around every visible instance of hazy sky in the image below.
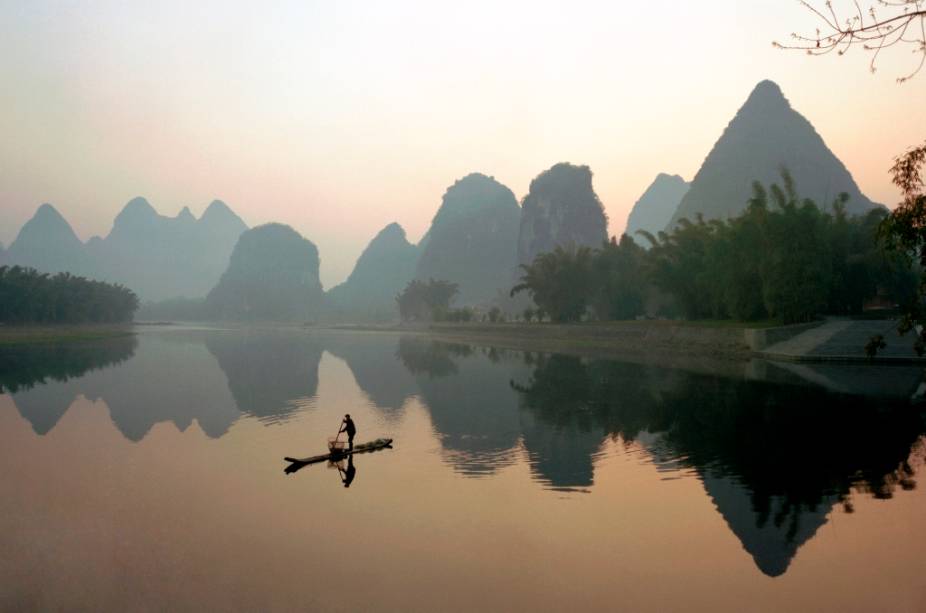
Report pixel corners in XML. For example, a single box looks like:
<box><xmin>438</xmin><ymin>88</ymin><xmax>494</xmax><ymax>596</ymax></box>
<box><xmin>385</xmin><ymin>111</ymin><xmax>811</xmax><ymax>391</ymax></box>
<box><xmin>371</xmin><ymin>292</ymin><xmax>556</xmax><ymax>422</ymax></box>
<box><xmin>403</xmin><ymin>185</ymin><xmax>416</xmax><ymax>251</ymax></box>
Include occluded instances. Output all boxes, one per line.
<box><xmin>1</xmin><ymin>1</ymin><xmax>924</xmax><ymax>287</ymax></box>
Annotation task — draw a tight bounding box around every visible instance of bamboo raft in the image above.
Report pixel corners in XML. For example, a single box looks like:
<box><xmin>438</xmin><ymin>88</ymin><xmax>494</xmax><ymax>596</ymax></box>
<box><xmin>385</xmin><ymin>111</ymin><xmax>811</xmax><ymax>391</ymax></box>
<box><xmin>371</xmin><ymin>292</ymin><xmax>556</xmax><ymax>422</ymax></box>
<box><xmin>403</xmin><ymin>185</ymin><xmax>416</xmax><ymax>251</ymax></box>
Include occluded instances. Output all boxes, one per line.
<box><xmin>284</xmin><ymin>438</ymin><xmax>393</xmax><ymax>466</ymax></box>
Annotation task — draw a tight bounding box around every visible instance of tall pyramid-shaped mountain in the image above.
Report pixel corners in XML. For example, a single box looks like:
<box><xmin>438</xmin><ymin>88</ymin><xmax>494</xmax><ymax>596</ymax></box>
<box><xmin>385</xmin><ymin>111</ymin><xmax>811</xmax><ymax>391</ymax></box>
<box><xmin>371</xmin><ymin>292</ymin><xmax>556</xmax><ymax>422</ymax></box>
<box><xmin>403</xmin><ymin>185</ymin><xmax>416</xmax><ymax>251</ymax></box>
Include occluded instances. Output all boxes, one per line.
<box><xmin>668</xmin><ymin>80</ymin><xmax>880</xmax><ymax>228</ymax></box>
<box><xmin>625</xmin><ymin>173</ymin><xmax>689</xmax><ymax>244</ymax></box>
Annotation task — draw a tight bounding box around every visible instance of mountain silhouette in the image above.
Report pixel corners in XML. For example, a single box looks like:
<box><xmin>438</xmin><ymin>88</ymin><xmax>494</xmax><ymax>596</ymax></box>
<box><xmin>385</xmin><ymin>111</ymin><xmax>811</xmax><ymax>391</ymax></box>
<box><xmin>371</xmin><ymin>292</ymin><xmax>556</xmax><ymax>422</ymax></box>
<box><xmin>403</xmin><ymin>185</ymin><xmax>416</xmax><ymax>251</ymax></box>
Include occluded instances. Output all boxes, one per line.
<box><xmin>625</xmin><ymin>173</ymin><xmax>689</xmax><ymax>245</ymax></box>
<box><xmin>415</xmin><ymin>173</ymin><xmax>521</xmax><ymax>305</ymax></box>
<box><xmin>204</xmin><ymin>330</ymin><xmax>323</xmax><ymax>423</ymax></box>
<box><xmin>5</xmin><ymin>198</ymin><xmax>247</xmax><ymax>301</ymax></box>
<box><xmin>399</xmin><ymin>339</ymin><xmax>525</xmax><ymax>476</ymax></box>
<box><xmin>93</xmin><ymin>197</ymin><xmax>247</xmax><ymax>300</ymax></box>
<box><xmin>6</xmin><ymin>203</ymin><xmax>89</xmax><ymax>276</ymax></box>
<box><xmin>668</xmin><ymin>80</ymin><xmax>880</xmax><ymax>228</ymax></box>
<box><xmin>1</xmin><ymin>336</ymin><xmax>137</xmax><ymax>435</ymax></box>
<box><xmin>206</xmin><ymin>223</ymin><xmax>324</xmax><ymax>321</ymax></box>
<box><xmin>518</xmin><ymin>163</ymin><xmax>608</xmax><ymax>266</ymax></box>
<box><xmin>323</xmin><ymin>332</ymin><xmax>419</xmax><ymax>415</ymax></box>
<box><xmin>326</xmin><ymin>222</ymin><xmax>419</xmax><ymax>321</ymax></box>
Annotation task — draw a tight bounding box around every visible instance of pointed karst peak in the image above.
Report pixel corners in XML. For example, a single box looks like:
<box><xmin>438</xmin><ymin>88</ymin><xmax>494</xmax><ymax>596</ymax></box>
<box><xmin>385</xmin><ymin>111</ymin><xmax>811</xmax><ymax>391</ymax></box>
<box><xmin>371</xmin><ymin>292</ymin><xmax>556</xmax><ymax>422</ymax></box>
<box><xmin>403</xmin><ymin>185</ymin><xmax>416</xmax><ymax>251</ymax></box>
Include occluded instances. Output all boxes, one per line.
<box><xmin>753</xmin><ymin>79</ymin><xmax>784</xmax><ymax>97</ymax></box>
<box><xmin>200</xmin><ymin>199</ymin><xmax>247</xmax><ymax>230</ymax></box>
<box><xmin>114</xmin><ymin>197</ymin><xmax>157</xmax><ymax>227</ymax></box>
<box><xmin>11</xmin><ymin>202</ymin><xmax>82</xmax><ymax>250</ymax></box>
<box><xmin>22</xmin><ymin>203</ymin><xmax>79</xmax><ymax>240</ymax></box>
<box><xmin>373</xmin><ymin>222</ymin><xmax>408</xmax><ymax>242</ymax></box>
<box><xmin>176</xmin><ymin>206</ymin><xmax>195</xmax><ymax>222</ymax></box>
<box><xmin>739</xmin><ymin>79</ymin><xmax>791</xmax><ymax>115</ymax></box>
<box><xmin>202</xmin><ymin>199</ymin><xmax>233</xmax><ymax>218</ymax></box>
<box><xmin>667</xmin><ymin>78</ymin><xmax>879</xmax><ymax>228</ymax></box>
<box><xmin>33</xmin><ymin>202</ymin><xmax>69</xmax><ymax>224</ymax></box>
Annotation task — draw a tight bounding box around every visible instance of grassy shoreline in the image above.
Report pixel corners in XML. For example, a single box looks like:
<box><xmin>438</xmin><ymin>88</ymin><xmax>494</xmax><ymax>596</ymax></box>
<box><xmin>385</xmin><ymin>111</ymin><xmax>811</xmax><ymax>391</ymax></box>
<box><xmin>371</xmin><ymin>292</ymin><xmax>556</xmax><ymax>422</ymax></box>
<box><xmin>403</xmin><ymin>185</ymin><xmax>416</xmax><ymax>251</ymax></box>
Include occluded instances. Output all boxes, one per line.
<box><xmin>326</xmin><ymin>319</ymin><xmax>761</xmax><ymax>354</ymax></box>
<box><xmin>0</xmin><ymin>324</ymin><xmax>136</xmax><ymax>345</ymax></box>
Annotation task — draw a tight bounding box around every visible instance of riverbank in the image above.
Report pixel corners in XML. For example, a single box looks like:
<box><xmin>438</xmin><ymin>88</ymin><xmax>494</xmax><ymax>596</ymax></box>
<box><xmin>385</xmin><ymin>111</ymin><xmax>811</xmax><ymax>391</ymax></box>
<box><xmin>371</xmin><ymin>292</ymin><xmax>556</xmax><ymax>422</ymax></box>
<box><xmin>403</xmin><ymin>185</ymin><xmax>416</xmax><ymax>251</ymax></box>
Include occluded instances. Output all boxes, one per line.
<box><xmin>324</xmin><ymin>320</ymin><xmax>765</xmax><ymax>380</ymax></box>
<box><xmin>323</xmin><ymin>319</ymin><xmax>924</xmax><ymax>398</ymax></box>
<box><xmin>332</xmin><ymin>319</ymin><xmax>781</xmax><ymax>356</ymax></box>
<box><xmin>0</xmin><ymin>324</ymin><xmax>136</xmax><ymax>345</ymax></box>
<box><xmin>329</xmin><ymin>318</ymin><xmax>924</xmax><ymax>365</ymax></box>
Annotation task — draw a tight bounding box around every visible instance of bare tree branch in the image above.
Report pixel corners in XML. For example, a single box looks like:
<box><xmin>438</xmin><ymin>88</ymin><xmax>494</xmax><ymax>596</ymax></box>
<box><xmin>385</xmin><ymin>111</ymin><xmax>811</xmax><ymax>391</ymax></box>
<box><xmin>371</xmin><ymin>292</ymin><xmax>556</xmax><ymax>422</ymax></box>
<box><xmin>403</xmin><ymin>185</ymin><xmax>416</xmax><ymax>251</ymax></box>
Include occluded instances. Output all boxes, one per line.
<box><xmin>774</xmin><ymin>0</ymin><xmax>926</xmax><ymax>82</ymax></box>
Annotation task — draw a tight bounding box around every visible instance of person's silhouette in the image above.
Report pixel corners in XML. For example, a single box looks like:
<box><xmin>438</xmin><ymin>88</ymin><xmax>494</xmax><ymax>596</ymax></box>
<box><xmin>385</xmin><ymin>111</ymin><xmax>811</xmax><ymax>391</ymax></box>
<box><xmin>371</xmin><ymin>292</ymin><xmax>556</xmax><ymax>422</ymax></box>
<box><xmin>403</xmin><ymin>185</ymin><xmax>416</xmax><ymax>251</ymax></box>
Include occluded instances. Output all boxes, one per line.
<box><xmin>339</xmin><ymin>414</ymin><xmax>356</xmax><ymax>451</ymax></box>
<box><xmin>340</xmin><ymin>454</ymin><xmax>356</xmax><ymax>488</ymax></box>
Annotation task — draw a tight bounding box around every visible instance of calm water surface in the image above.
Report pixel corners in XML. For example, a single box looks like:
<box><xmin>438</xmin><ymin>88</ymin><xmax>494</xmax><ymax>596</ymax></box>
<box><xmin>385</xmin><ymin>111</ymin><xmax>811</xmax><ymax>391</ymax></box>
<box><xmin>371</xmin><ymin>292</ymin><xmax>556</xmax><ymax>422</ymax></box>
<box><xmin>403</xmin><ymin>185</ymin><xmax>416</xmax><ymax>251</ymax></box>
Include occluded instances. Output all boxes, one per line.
<box><xmin>1</xmin><ymin>327</ymin><xmax>925</xmax><ymax>612</ymax></box>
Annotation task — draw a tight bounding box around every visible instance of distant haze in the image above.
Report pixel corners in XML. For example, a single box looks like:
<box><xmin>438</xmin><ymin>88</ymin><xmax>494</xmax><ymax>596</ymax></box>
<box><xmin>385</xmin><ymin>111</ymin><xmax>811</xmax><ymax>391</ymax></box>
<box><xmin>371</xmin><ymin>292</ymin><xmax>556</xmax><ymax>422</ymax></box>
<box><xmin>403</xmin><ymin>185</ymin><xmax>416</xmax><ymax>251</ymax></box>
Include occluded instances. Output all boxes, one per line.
<box><xmin>1</xmin><ymin>1</ymin><xmax>924</xmax><ymax>287</ymax></box>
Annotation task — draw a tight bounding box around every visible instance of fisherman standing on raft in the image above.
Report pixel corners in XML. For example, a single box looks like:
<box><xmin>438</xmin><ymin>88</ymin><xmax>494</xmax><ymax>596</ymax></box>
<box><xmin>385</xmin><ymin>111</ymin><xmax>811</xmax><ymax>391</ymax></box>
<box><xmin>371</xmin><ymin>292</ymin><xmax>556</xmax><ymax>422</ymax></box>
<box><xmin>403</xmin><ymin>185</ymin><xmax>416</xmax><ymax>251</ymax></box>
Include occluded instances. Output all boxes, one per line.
<box><xmin>339</xmin><ymin>414</ymin><xmax>356</xmax><ymax>451</ymax></box>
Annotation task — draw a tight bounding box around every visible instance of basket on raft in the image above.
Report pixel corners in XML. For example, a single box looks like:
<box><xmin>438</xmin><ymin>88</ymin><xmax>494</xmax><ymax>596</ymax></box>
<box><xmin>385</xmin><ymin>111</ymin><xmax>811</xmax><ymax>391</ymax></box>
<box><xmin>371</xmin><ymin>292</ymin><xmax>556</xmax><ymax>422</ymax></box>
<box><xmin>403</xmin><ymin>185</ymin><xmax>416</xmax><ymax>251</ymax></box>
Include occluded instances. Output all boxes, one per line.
<box><xmin>327</xmin><ymin>437</ymin><xmax>348</xmax><ymax>454</ymax></box>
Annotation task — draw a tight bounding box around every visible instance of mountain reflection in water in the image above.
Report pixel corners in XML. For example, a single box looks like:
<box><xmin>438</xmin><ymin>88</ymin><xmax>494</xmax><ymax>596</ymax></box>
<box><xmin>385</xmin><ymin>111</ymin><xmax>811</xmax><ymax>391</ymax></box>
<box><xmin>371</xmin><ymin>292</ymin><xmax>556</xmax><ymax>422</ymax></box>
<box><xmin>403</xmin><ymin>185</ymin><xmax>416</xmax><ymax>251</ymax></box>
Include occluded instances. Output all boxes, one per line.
<box><xmin>1</xmin><ymin>328</ymin><xmax>924</xmax><ymax>577</ymax></box>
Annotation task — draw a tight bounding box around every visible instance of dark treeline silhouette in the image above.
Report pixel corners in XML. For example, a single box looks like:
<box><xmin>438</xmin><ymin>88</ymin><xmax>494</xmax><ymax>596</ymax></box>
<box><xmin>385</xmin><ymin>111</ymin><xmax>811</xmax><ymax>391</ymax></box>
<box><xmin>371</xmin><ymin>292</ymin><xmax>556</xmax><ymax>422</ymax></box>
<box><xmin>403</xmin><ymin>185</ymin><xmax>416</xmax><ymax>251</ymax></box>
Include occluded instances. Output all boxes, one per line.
<box><xmin>0</xmin><ymin>265</ymin><xmax>139</xmax><ymax>324</ymax></box>
<box><xmin>514</xmin><ymin>174</ymin><xmax>916</xmax><ymax>324</ymax></box>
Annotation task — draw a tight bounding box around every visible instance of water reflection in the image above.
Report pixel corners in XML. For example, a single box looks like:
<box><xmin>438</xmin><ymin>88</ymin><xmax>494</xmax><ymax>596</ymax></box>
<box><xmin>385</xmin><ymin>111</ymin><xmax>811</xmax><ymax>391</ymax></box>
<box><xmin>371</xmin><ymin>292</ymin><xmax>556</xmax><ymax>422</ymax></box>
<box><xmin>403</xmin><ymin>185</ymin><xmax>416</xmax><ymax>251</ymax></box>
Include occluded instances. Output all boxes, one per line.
<box><xmin>0</xmin><ymin>336</ymin><xmax>137</xmax><ymax>435</ymax></box>
<box><xmin>337</xmin><ymin>455</ymin><xmax>357</xmax><ymax>488</ymax></box>
<box><xmin>3</xmin><ymin>328</ymin><xmax>924</xmax><ymax>578</ymax></box>
<box><xmin>397</xmin><ymin>338</ymin><xmax>526</xmax><ymax>476</ymax></box>
<box><xmin>509</xmin><ymin>351</ymin><xmax>926</xmax><ymax>576</ymax></box>
<box><xmin>323</xmin><ymin>334</ymin><xmax>417</xmax><ymax>417</ymax></box>
<box><xmin>205</xmin><ymin>330</ymin><xmax>323</xmax><ymax>423</ymax></box>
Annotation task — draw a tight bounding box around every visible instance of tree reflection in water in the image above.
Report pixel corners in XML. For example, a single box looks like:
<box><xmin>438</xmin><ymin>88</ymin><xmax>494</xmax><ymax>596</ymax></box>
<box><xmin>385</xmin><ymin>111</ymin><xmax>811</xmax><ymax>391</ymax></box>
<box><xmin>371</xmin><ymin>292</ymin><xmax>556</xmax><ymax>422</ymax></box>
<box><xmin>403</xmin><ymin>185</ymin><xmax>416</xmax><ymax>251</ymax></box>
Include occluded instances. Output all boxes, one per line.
<box><xmin>508</xmin><ymin>350</ymin><xmax>925</xmax><ymax>576</ymax></box>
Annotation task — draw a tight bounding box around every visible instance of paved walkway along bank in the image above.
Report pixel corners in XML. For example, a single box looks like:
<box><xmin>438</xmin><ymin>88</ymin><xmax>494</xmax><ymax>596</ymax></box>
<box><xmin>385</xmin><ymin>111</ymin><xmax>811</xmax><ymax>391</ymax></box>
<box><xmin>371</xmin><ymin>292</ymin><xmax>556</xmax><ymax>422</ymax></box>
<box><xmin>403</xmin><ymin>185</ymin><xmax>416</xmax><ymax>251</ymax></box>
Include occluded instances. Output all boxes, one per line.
<box><xmin>759</xmin><ymin>318</ymin><xmax>925</xmax><ymax>363</ymax></box>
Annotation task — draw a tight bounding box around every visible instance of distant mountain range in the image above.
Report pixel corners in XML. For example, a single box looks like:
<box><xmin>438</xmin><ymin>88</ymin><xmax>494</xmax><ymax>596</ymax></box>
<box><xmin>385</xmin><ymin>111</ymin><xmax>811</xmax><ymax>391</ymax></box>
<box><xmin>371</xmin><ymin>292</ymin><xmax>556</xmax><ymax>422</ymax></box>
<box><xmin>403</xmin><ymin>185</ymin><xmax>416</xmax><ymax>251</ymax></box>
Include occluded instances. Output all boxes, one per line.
<box><xmin>4</xmin><ymin>198</ymin><xmax>247</xmax><ymax>301</ymax></box>
<box><xmin>5</xmin><ymin>79</ymin><xmax>885</xmax><ymax>320</ymax></box>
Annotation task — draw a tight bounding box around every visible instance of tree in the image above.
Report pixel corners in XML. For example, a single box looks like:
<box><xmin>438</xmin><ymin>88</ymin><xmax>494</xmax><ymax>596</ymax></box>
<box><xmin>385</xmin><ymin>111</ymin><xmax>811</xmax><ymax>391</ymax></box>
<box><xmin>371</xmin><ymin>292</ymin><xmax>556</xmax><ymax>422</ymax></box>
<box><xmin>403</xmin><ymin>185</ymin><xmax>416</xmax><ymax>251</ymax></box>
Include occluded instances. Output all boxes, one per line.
<box><xmin>778</xmin><ymin>2</ymin><xmax>926</xmax><ymax>351</ymax></box>
<box><xmin>511</xmin><ymin>246</ymin><xmax>596</xmax><ymax>323</ymax></box>
<box><xmin>775</xmin><ymin>0</ymin><xmax>926</xmax><ymax>83</ymax></box>
<box><xmin>878</xmin><ymin>143</ymin><xmax>926</xmax><ymax>352</ymax></box>
<box><xmin>396</xmin><ymin>278</ymin><xmax>459</xmax><ymax>321</ymax></box>
<box><xmin>522</xmin><ymin>307</ymin><xmax>535</xmax><ymax>323</ymax></box>
<box><xmin>592</xmin><ymin>235</ymin><xmax>648</xmax><ymax>321</ymax></box>
<box><xmin>0</xmin><ymin>266</ymin><xmax>139</xmax><ymax>324</ymax></box>
<box><xmin>641</xmin><ymin>171</ymin><xmax>911</xmax><ymax>325</ymax></box>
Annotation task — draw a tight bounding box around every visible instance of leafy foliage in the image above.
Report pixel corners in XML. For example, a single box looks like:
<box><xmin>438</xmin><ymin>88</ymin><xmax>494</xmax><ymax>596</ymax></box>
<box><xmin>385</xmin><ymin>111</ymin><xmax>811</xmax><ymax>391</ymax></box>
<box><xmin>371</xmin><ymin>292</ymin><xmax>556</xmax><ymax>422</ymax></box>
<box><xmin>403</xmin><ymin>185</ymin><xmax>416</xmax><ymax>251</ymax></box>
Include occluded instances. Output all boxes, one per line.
<box><xmin>512</xmin><ymin>172</ymin><xmax>915</xmax><ymax>326</ymax></box>
<box><xmin>396</xmin><ymin>278</ymin><xmax>459</xmax><ymax>321</ymax></box>
<box><xmin>0</xmin><ymin>265</ymin><xmax>139</xmax><ymax>324</ymax></box>
<box><xmin>511</xmin><ymin>245</ymin><xmax>596</xmax><ymax>322</ymax></box>
<box><xmin>878</xmin><ymin>141</ymin><xmax>926</xmax><ymax>353</ymax></box>
<box><xmin>645</xmin><ymin>172</ymin><xmax>914</xmax><ymax>324</ymax></box>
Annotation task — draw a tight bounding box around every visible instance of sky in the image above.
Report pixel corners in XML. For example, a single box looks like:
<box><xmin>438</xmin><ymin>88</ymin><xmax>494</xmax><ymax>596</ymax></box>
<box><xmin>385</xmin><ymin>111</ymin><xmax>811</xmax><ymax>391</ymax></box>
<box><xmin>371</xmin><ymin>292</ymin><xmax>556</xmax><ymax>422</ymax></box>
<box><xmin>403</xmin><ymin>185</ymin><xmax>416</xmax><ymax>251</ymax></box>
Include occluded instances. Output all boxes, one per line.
<box><xmin>1</xmin><ymin>1</ymin><xmax>924</xmax><ymax>288</ymax></box>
